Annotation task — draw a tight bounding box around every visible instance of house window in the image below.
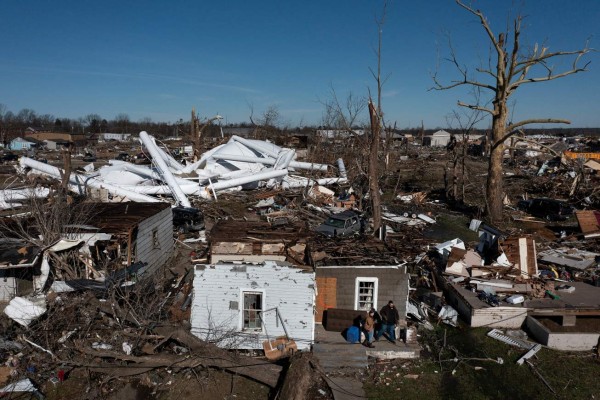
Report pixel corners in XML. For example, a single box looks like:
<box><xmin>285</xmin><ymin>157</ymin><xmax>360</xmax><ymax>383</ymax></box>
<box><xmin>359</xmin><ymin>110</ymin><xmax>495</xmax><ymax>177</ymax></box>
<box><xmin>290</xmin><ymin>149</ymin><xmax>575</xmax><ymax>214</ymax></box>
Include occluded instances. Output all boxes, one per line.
<box><xmin>242</xmin><ymin>291</ymin><xmax>263</xmax><ymax>331</ymax></box>
<box><xmin>355</xmin><ymin>277</ymin><xmax>378</xmax><ymax>311</ymax></box>
<box><xmin>152</xmin><ymin>228</ymin><xmax>160</xmax><ymax>249</ymax></box>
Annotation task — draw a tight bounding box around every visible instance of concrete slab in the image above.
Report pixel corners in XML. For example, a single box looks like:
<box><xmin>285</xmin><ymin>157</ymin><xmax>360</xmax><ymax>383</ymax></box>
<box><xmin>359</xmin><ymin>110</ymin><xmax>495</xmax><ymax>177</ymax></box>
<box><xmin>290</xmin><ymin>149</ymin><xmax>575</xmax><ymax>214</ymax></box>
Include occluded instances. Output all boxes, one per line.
<box><xmin>313</xmin><ymin>324</ymin><xmax>420</xmax><ymax>371</ymax></box>
<box><xmin>525</xmin><ymin>316</ymin><xmax>600</xmax><ymax>351</ymax></box>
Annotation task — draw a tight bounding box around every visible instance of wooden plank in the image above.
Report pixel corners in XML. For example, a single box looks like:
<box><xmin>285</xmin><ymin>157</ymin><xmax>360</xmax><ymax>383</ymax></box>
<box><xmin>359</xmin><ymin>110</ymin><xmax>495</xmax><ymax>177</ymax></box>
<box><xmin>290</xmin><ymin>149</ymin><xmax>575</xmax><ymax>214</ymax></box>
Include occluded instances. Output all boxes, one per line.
<box><xmin>503</xmin><ymin>237</ymin><xmax>537</xmax><ymax>278</ymax></box>
<box><xmin>576</xmin><ymin>211</ymin><xmax>600</xmax><ymax>237</ymax></box>
<box><xmin>315</xmin><ymin>277</ymin><xmax>337</xmax><ymax>323</ymax></box>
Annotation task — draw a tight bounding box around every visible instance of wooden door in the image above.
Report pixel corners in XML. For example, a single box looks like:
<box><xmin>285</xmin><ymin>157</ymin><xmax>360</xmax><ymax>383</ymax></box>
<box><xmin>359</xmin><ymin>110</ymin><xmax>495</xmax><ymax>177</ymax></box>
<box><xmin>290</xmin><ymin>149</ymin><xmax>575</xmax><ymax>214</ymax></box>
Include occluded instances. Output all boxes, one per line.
<box><xmin>315</xmin><ymin>277</ymin><xmax>337</xmax><ymax>323</ymax></box>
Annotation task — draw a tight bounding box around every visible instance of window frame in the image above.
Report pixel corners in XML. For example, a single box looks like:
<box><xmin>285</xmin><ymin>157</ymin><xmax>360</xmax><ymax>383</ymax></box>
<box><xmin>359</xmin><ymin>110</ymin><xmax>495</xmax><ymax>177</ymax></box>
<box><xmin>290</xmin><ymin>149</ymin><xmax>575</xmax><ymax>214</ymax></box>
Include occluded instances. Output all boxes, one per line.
<box><xmin>354</xmin><ymin>277</ymin><xmax>378</xmax><ymax>311</ymax></box>
<box><xmin>239</xmin><ymin>289</ymin><xmax>265</xmax><ymax>332</ymax></box>
<box><xmin>152</xmin><ymin>228</ymin><xmax>160</xmax><ymax>249</ymax></box>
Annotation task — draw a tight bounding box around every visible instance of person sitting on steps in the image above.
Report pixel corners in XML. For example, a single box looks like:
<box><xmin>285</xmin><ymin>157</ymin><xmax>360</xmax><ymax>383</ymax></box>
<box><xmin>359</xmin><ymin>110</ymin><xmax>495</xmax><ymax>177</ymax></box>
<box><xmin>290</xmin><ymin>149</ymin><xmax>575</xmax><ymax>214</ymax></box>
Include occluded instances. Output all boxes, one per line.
<box><xmin>376</xmin><ymin>300</ymin><xmax>400</xmax><ymax>343</ymax></box>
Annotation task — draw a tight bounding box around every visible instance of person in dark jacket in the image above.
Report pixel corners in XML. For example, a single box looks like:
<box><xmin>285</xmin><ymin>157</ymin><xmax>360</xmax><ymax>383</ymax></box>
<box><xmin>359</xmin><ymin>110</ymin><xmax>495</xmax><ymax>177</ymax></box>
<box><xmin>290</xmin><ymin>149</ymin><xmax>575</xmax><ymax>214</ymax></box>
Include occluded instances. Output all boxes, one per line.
<box><xmin>376</xmin><ymin>300</ymin><xmax>400</xmax><ymax>343</ymax></box>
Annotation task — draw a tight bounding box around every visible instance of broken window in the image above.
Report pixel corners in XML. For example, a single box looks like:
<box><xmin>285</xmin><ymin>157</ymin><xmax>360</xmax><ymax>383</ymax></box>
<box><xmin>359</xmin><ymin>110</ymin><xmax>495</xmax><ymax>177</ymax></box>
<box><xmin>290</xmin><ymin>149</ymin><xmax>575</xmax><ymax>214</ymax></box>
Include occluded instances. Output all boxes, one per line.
<box><xmin>152</xmin><ymin>228</ymin><xmax>160</xmax><ymax>249</ymax></box>
<box><xmin>242</xmin><ymin>291</ymin><xmax>263</xmax><ymax>331</ymax></box>
<box><xmin>355</xmin><ymin>278</ymin><xmax>378</xmax><ymax>311</ymax></box>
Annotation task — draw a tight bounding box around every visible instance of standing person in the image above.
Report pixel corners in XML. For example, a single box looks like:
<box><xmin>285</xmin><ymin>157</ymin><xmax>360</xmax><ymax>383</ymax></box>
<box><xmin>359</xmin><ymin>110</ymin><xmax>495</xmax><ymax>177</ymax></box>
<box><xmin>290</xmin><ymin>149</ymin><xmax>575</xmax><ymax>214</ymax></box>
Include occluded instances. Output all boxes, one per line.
<box><xmin>377</xmin><ymin>300</ymin><xmax>400</xmax><ymax>343</ymax></box>
<box><xmin>362</xmin><ymin>309</ymin><xmax>376</xmax><ymax>348</ymax></box>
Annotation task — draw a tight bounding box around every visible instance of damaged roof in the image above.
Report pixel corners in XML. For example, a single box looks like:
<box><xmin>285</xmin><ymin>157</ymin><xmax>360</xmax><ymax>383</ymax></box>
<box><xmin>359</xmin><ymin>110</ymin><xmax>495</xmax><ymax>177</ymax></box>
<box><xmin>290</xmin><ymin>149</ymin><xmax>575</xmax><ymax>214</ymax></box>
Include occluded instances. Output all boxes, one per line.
<box><xmin>209</xmin><ymin>219</ymin><xmax>311</xmax><ymax>243</ymax></box>
<box><xmin>84</xmin><ymin>202</ymin><xmax>171</xmax><ymax>234</ymax></box>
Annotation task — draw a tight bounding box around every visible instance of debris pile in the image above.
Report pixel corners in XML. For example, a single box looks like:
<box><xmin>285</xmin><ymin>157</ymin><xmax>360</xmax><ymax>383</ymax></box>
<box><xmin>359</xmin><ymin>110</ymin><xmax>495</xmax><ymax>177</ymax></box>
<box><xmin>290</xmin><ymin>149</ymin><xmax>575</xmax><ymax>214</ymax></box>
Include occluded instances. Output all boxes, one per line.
<box><xmin>13</xmin><ymin>132</ymin><xmax>347</xmax><ymax>207</ymax></box>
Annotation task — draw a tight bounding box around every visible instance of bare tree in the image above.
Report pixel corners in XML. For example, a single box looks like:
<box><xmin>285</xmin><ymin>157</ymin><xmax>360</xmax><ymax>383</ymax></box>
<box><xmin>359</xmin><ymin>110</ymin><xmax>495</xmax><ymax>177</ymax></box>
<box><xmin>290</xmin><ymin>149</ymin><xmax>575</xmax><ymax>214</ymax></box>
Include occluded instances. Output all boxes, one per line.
<box><xmin>114</xmin><ymin>113</ymin><xmax>130</xmax><ymax>133</ymax></box>
<box><xmin>432</xmin><ymin>0</ymin><xmax>592</xmax><ymax>222</ymax></box>
<box><xmin>321</xmin><ymin>88</ymin><xmax>366</xmax><ymax>133</ymax></box>
<box><xmin>444</xmin><ymin>99</ymin><xmax>486</xmax><ymax>203</ymax></box>
<box><xmin>248</xmin><ymin>104</ymin><xmax>281</xmax><ymax>140</ymax></box>
<box><xmin>367</xmin><ymin>0</ymin><xmax>389</xmax><ymax>234</ymax></box>
<box><xmin>318</xmin><ymin>88</ymin><xmax>368</xmax><ymax>178</ymax></box>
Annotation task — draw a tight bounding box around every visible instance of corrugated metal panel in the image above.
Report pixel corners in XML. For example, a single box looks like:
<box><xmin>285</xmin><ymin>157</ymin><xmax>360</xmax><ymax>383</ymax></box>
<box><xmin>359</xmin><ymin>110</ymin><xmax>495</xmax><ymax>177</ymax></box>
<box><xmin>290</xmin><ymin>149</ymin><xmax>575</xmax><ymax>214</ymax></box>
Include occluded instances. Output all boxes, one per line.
<box><xmin>191</xmin><ymin>261</ymin><xmax>315</xmax><ymax>350</ymax></box>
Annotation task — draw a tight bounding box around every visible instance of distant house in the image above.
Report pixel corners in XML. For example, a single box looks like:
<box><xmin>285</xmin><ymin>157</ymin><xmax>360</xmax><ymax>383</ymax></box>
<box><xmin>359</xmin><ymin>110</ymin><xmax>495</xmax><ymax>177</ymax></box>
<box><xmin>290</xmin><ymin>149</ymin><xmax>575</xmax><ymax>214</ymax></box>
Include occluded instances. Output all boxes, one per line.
<box><xmin>43</xmin><ymin>140</ymin><xmax>57</xmax><ymax>150</ymax></box>
<box><xmin>316</xmin><ymin>129</ymin><xmax>365</xmax><ymax>139</ymax></box>
<box><xmin>424</xmin><ymin>130</ymin><xmax>485</xmax><ymax>148</ymax></box>
<box><xmin>42</xmin><ymin>139</ymin><xmax>70</xmax><ymax>151</ymax></box>
<box><xmin>220</xmin><ymin>127</ymin><xmax>255</xmax><ymax>138</ymax></box>
<box><xmin>191</xmin><ymin>260</ymin><xmax>316</xmax><ymax>350</ymax></box>
<box><xmin>424</xmin><ymin>130</ymin><xmax>452</xmax><ymax>147</ymax></box>
<box><xmin>24</xmin><ymin>130</ymin><xmax>86</xmax><ymax>146</ymax></box>
<box><xmin>9</xmin><ymin>137</ymin><xmax>39</xmax><ymax>151</ymax></box>
<box><xmin>100</xmin><ymin>133</ymin><xmax>132</xmax><ymax>142</ymax></box>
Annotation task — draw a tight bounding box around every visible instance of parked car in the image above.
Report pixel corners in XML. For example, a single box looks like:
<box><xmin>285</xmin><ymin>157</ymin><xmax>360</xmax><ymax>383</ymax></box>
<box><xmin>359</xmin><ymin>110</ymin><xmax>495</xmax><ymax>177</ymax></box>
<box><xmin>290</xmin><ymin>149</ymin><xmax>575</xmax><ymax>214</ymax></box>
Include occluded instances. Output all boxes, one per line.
<box><xmin>1</xmin><ymin>153</ymin><xmax>19</xmax><ymax>163</ymax></box>
<box><xmin>315</xmin><ymin>210</ymin><xmax>362</xmax><ymax>237</ymax></box>
<box><xmin>172</xmin><ymin>206</ymin><xmax>204</xmax><ymax>233</ymax></box>
<box><xmin>517</xmin><ymin>198</ymin><xmax>575</xmax><ymax>221</ymax></box>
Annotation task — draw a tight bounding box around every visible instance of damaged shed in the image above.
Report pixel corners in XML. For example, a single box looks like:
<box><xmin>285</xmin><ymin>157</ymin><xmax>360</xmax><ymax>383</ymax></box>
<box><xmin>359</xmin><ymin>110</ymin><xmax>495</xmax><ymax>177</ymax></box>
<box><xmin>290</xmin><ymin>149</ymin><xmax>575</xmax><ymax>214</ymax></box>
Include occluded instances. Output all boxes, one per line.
<box><xmin>69</xmin><ymin>203</ymin><xmax>173</xmax><ymax>273</ymax></box>
<box><xmin>61</xmin><ymin>202</ymin><xmax>174</xmax><ymax>279</ymax></box>
<box><xmin>191</xmin><ymin>261</ymin><xmax>315</xmax><ymax>351</ymax></box>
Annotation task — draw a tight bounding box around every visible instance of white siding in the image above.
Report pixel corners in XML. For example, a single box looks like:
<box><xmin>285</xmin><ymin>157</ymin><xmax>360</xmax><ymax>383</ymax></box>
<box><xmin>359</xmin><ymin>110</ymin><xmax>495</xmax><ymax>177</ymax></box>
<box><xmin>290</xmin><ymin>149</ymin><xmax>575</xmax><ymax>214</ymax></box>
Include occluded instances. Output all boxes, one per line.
<box><xmin>191</xmin><ymin>261</ymin><xmax>315</xmax><ymax>351</ymax></box>
<box><xmin>101</xmin><ymin>133</ymin><xmax>132</xmax><ymax>141</ymax></box>
<box><xmin>0</xmin><ymin>277</ymin><xmax>17</xmax><ymax>302</ymax></box>
<box><xmin>136</xmin><ymin>206</ymin><xmax>173</xmax><ymax>275</ymax></box>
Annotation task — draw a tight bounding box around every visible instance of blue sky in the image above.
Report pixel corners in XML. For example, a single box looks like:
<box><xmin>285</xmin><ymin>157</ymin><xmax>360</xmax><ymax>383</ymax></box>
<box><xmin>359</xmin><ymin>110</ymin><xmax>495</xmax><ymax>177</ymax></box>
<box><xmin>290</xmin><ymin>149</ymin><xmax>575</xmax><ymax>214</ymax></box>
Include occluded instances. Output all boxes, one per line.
<box><xmin>1</xmin><ymin>0</ymin><xmax>598</xmax><ymax>128</ymax></box>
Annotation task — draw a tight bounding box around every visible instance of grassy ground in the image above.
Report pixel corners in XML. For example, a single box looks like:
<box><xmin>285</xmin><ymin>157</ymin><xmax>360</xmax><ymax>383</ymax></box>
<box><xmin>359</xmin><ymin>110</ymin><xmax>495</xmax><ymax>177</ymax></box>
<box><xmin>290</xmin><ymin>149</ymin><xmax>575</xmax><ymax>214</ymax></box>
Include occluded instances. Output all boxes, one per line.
<box><xmin>364</xmin><ymin>326</ymin><xmax>600</xmax><ymax>400</ymax></box>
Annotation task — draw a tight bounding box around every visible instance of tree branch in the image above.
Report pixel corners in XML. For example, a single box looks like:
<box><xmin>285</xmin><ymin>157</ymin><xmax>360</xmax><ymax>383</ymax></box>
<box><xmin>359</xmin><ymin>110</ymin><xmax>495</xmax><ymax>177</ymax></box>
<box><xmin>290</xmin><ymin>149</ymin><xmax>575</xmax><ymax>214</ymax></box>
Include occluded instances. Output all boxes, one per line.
<box><xmin>506</xmin><ymin>118</ymin><xmax>570</xmax><ymax>133</ymax></box>
<box><xmin>457</xmin><ymin>101</ymin><xmax>495</xmax><ymax>115</ymax></box>
<box><xmin>456</xmin><ymin>0</ymin><xmax>502</xmax><ymax>56</ymax></box>
<box><xmin>510</xmin><ymin>46</ymin><xmax>592</xmax><ymax>90</ymax></box>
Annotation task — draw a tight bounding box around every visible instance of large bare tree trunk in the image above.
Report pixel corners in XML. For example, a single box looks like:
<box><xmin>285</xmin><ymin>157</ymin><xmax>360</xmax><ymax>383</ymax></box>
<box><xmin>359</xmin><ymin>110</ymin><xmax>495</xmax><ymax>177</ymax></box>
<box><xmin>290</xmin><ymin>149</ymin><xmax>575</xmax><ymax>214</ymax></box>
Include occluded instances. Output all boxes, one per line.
<box><xmin>486</xmin><ymin>84</ymin><xmax>509</xmax><ymax>222</ymax></box>
<box><xmin>368</xmin><ymin>100</ymin><xmax>381</xmax><ymax>234</ymax></box>
<box><xmin>486</xmin><ymin>140</ymin><xmax>504</xmax><ymax>222</ymax></box>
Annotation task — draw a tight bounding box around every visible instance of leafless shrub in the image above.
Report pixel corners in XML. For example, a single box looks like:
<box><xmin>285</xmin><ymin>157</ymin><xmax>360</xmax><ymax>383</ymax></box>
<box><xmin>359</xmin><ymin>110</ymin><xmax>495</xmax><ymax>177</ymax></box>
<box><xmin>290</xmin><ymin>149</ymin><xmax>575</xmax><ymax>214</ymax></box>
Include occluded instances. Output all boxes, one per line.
<box><xmin>0</xmin><ymin>187</ymin><xmax>96</xmax><ymax>247</ymax></box>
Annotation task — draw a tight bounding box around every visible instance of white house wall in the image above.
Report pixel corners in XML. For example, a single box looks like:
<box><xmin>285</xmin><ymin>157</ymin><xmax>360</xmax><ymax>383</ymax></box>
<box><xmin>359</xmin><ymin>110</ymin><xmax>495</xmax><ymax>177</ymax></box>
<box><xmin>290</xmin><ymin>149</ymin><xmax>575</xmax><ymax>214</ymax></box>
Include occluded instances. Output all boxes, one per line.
<box><xmin>191</xmin><ymin>262</ymin><xmax>315</xmax><ymax>351</ymax></box>
<box><xmin>135</xmin><ymin>206</ymin><xmax>174</xmax><ymax>275</ymax></box>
